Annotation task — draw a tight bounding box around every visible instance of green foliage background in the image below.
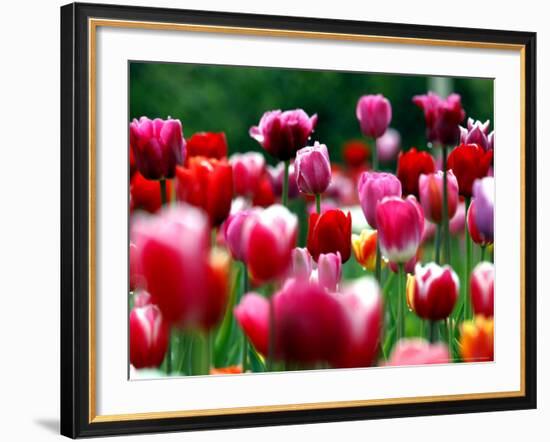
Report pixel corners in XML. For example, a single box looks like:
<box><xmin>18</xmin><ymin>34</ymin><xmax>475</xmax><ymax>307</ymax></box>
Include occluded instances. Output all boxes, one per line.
<box><xmin>130</xmin><ymin>62</ymin><xmax>493</xmax><ymax>164</ymax></box>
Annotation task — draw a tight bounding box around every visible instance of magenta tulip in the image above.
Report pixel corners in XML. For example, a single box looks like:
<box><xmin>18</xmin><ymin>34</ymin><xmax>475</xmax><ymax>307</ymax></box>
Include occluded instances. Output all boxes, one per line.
<box><xmin>229</xmin><ymin>152</ymin><xmax>266</xmax><ymax>197</ymax></box>
<box><xmin>376</xmin><ymin>196</ymin><xmax>424</xmax><ymax>263</ymax></box>
<box><xmin>357</xmin><ymin>171</ymin><xmax>402</xmax><ymax>228</ymax></box>
<box><xmin>317</xmin><ymin>252</ymin><xmax>342</xmax><ymax>291</ymax></box>
<box><xmin>386</xmin><ymin>339</ymin><xmax>450</xmax><ymax>366</ymax></box>
<box><xmin>356</xmin><ymin>94</ymin><xmax>392</xmax><ymax>138</ymax></box>
<box><xmin>413</xmin><ymin>92</ymin><xmax>465</xmax><ymax>145</ymax></box>
<box><xmin>129</xmin><ymin>117</ymin><xmax>186</xmax><ymax>180</ymax></box>
<box><xmin>418</xmin><ymin>170</ymin><xmax>459</xmax><ymax>224</ymax></box>
<box><xmin>295</xmin><ymin>142</ymin><xmax>332</xmax><ymax>195</ymax></box>
<box><xmin>241</xmin><ymin>204</ymin><xmax>298</xmax><ymax>283</ymax></box>
<box><xmin>376</xmin><ymin>128</ymin><xmax>401</xmax><ymax>163</ymax></box>
<box><xmin>129</xmin><ymin>304</ymin><xmax>169</xmax><ymax>369</ymax></box>
<box><xmin>222</xmin><ymin>209</ymin><xmax>256</xmax><ymax>262</ymax></box>
<box><xmin>407</xmin><ymin>262</ymin><xmax>459</xmax><ymax>321</ymax></box>
<box><xmin>470</xmin><ymin>262</ymin><xmax>494</xmax><ymax>317</ymax></box>
<box><xmin>249</xmin><ymin>109</ymin><xmax>318</xmax><ymax>161</ymax></box>
<box><xmin>460</xmin><ymin>118</ymin><xmax>492</xmax><ymax>151</ymax></box>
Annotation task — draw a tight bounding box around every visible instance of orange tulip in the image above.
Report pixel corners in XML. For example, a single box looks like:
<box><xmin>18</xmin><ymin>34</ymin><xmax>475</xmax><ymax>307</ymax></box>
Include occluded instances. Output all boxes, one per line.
<box><xmin>352</xmin><ymin>229</ymin><xmax>380</xmax><ymax>272</ymax></box>
<box><xmin>460</xmin><ymin>315</ymin><xmax>494</xmax><ymax>362</ymax></box>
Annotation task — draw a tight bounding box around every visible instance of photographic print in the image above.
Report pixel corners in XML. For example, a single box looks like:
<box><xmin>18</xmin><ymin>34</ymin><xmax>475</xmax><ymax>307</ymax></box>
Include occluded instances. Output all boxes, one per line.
<box><xmin>128</xmin><ymin>62</ymin><xmax>495</xmax><ymax>378</ymax></box>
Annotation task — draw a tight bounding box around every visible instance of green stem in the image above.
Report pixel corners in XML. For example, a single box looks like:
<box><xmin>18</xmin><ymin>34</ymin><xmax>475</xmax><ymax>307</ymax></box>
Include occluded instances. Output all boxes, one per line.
<box><xmin>241</xmin><ymin>263</ymin><xmax>249</xmax><ymax>373</ymax></box>
<box><xmin>465</xmin><ymin>196</ymin><xmax>473</xmax><ymax>320</ymax></box>
<box><xmin>435</xmin><ymin>223</ymin><xmax>442</xmax><ymax>264</ymax></box>
<box><xmin>447</xmin><ymin>318</ymin><xmax>453</xmax><ymax>360</ymax></box>
<box><xmin>481</xmin><ymin>245</ymin><xmax>487</xmax><ymax>262</ymax></box>
<box><xmin>206</xmin><ymin>332</ymin><xmax>212</xmax><ymax>373</ymax></box>
<box><xmin>315</xmin><ymin>193</ymin><xmax>321</xmax><ymax>214</ymax></box>
<box><xmin>372</xmin><ymin>137</ymin><xmax>379</xmax><ymax>171</ymax></box>
<box><xmin>442</xmin><ymin>146</ymin><xmax>451</xmax><ymax>265</ymax></box>
<box><xmin>397</xmin><ymin>264</ymin><xmax>405</xmax><ymax>340</ymax></box>
<box><xmin>375</xmin><ymin>240</ymin><xmax>382</xmax><ymax>283</ymax></box>
<box><xmin>428</xmin><ymin>321</ymin><xmax>437</xmax><ymax>343</ymax></box>
<box><xmin>267</xmin><ymin>297</ymin><xmax>275</xmax><ymax>371</ymax></box>
<box><xmin>159</xmin><ymin>178</ymin><xmax>167</xmax><ymax>207</ymax></box>
<box><xmin>166</xmin><ymin>329</ymin><xmax>172</xmax><ymax>374</ymax></box>
<box><xmin>282</xmin><ymin>160</ymin><xmax>290</xmax><ymax>207</ymax></box>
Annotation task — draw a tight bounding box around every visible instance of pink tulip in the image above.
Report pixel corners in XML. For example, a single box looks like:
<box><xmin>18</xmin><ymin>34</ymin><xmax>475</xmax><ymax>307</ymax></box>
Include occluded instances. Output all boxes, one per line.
<box><xmin>295</xmin><ymin>142</ymin><xmax>332</xmax><ymax>195</ymax></box>
<box><xmin>129</xmin><ymin>117</ymin><xmax>186</xmax><ymax>180</ymax></box>
<box><xmin>386</xmin><ymin>339</ymin><xmax>450</xmax><ymax>366</ymax></box>
<box><xmin>129</xmin><ymin>241</ymin><xmax>145</xmax><ymax>291</ymax></box>
<box><xmin>222</xmin><ymin>209</ymin><xmax>256</xmax><ymax>262</ymax></box>
<box><xmin>242</xmin><ymin>205</ymin><xmax>298</xmax><ymax>283</ymax></box>
<box><xmin>357</xmin><ymin>171</ymin><xmax>402</xmax><ymax>228</ymax></box>
<box><xmin>317</xmin><ymin>252</ymin><xmax>342</xmax><ymax>291</ymax></box>
<box><xmin>356</xmin><ymin>94</ymin><xmax>392</xmax><ymax>138</ymax></box>
<box><xmin>376</xmin><ymin>128</ymin><xmax>401</xmax><ymax>163</ymax></box>
<box><xmin>234</xmin><ymin>293</ymin><xmax>270</xmax><ymax>356</ymax></box>
<box><xmin>470</xmin><ymin>262</ymin><xmax>494</xmax><ymax>317</ymax></box>
<box><xmin>291</xmin><ymin>247</ymin><xmax>313</xmax><ymax>281</ymax></box>
<box><xmin>229</xmin><ymin>152</ymin><xmax>266</xmax><ymax>197</ymax></box>
<box><xmin>418</xmin><ymin>170</ymin><xmax>459</xmax><ymax>224</ymax></box>
<box><xmin>249</xmin><ymin>109</ymin><xmax>318</xmax><ymax>161</ymax></box>
<box><xmin>449</xmin><ymin>200</ymin><xmax>466</xmax><ymax>235</ymax></box>
<box><xmin>133</xmin><ymin>290</ymin><xmax>152</xmax><ymax>308</ymax></box>
<box><xmin>332</xmin><ymin>277</ymin><xmax>383</xmax><ymax>368</ymax></box>
<box><xmin>407</xmin><ymin>262</ymin><xmax>459</xmax><ymax>321</ymax></box>
<box><xmin>129</xmin><ymin>304</ymin><xmax>169</xmax><ymax>369</ymax></box>
<box><xmin>267</xmin><ymin>162</ymin><xmax>299</xmax><ymax>199</ymax></box>
<box><xmin>459</xmin><ymin>118</ymin><xmax>492</xmax><ymax>151</ymax></box>
<box><xmin>376</xmin><ymin>196</ymin><xmax>424</xmax><ymax>263</ymax></box>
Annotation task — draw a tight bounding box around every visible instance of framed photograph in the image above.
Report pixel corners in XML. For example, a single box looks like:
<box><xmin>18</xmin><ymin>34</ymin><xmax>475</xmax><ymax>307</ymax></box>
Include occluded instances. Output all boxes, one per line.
<box><xmin>60</xmin><ymin>2</ymin><xmax>537</xmax><ymax>438</ymax></box>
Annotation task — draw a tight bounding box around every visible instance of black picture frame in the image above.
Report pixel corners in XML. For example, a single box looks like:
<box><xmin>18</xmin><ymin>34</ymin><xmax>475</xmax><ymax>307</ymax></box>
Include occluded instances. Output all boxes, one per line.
<box><xmin>60</xmin><ymin>2</ymin><xmax>537</xmax><ymax>438</ymax></box>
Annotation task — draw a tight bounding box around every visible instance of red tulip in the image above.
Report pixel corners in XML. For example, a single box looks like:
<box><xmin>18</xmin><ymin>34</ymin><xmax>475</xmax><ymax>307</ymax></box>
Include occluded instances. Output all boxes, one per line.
<box><xmin>186</xmin><ymin>132</ymin><xmax>228</xmax><ymax>159</ymax></box>
<box><xmin>342</xmin><ymin>140</ymin><xmax>370</xmax><ymax>169</ymax></box>
<box><xmin>241</xmin><ymin>205</ymin><xmax>298</xmax><ymax>283</ymax></box>
<box><xmin>129</xmin><ymin>241</ymin><xmax>145</xmax><ymax>291</ymax></box>
<box><xmin>470</xmin><ymin>262</ymin><xmax>494</xmax><ymax>317</ymax></box>
<box><xmin>386</xmin><ymin>339</ymin><xmax>450</xmax><ymax>366</ymax></box>
<box><xmin>175</xmin><ymin>157</ymin><xmax>233</xmax><ymax>227</ymax></box>
<box><xmin>460</xmin><ymin>316</ymin><xmax>494</xmax><ymax>362</ymax></box>
<box><xmin>129</xmin><ymin>117</ymin><xmax>186</xmax><ymax>180</ymax></box>
<box><xmin>407</xmin><ymin>262</ymin><xmax>459</xmax><ymax>320</ymax></box>
<box><xmin>130</xmin><ymin>171</ymin><xmax>173</xmax><ymax>213</ymax></box>
<box><xmin>129</xmin><ymin>304</ymin><xmax>169</xmax><ymax>369</ymax></box>
<box><xmin>375</xmin><ymin>196</ymin><xmax>424</xmax><ymax>264</ymax></box>
<box><xmin>447</xmin><ymin>144</ymin><xmax>493</xmax><ymax>197</ymax></box>
<box><xmin>307</xmin><ymin>209</ymin><xmax>352</xmax><ymax>263</ymax></box>
<box><xmin>418</xmin><ymin>170</ymin><xmax>459</xmax><ymax>224</ymax></box>
<box><xmin>396</xmin><ymin>147</ymin><xmax>436</xmax><ymax>197</ymax></box>
<box><xmin>249</xmin><ymin>109</ymin><xmax>318</xmax><ymax>161</ymax></box>
<box><xmin>230</xmin><ymin>152</ymin><xmax>265</xmax><ymax>196</ymax></box>
<box><xmin>251</xmin><ymin>174</ymin><xmax>276</xmax><ymax>208</ymax></box>
<box><xmin>200</xmin><ymin>249</ymin><xmax>231</xmax><ymax>330</ymax></box>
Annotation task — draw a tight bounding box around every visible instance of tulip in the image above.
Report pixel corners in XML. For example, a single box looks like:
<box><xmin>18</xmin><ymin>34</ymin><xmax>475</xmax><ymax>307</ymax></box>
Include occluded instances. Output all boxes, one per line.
<box><xmin>447</xmin><ymin>144</ymin><xmax>493</xmax><ymax>197</ymax></box>
<box><xmin>375</xmin><ymin>196</ymin><xmax>424</xmax><ymax>264</ymax></box>
<box><xmin>459</xmin><ymin>118</ymin><xmax>492</xmax><ymax>151</ymax></box>
<box><xmin>357</xmin><ymin>171</ymin><xmax>402</xmax><ymax>228</ymax></box>
<box><xmin>201</xmin><ymin>248</ymin><xmax>231</xmax><ymax>330</ymax></box>
<box><xmin>413</xmin><ymin>92</ymin><xmax>465</xmax><ymax>145</ymax></box>
<box><xmin>472</xmin><ymin>177</ymin><xmax>494</xmax><ymax>243</ymax></box>
<box><xmin>129</xmin><ymin>117</ymin><xmax>186</xmax><ymax>180</ymax></box>
<box><xmin>307</xmin><ymin>209</ymin><xmax>352</xmax><ymax>263</ymax></box>
<box><xmin>356</xmin><ymin>94</ymin><xmax>392</xmax><ymax>139</ymax></box>
<box><xmin>418</xmin><ymin>170</ymin><xmax>459</xmax><ymax>224</ymax></box>
<box><xmin>291</xmin><ymin>247</ymin><xmax>313</xmax><ymax>281</ymax></box>
<box><xmin>325</xmin><ymin>170</ymin><xmax>356</xmax><ymax>206</ymax></box>
<box><xmin>352</xmin><ymin>229</ymin><xmax>379</xmax><ymax>271</ymax></box>
<box><xmin>317</xmin><ymin>252</ymin><xmax>342</xmax><ymax>291</ymax></box>
<box><xmin>467</xmin><ymin>199</ymin><xmax>492</xmax><ymax>246</ymax></box>
<box><xmin>229</xmin><ymin>152</ymin><xmax>265</xmax><ymax>197</ymax></box>
<box><xmin>210</xmin><ymin>366</ymin><xmax>243</xmax><ymax>375</ymax></box>
<box><xmin>175</xmin><ymin>157</ymin><xmax>233</xmax><ymax>227</ymax></box>
<box><xmin>449</xmin><ymin>200</ymin><xmax>466</xmax><ymax>235</ymax></box>
<box><xmin>406</xmin><ymin>262</ymin><xmax>459</xmax><ymax>321</ymax></box>
<box><xmin>376</xmin><ymin>128</ymin><xmax>401</xmax><ymax>163</ymax></box>
<box><xmin>251</xmin><ymin>174</ymin><xmax>276</xmax><ymax>208</ymax></box>
<box><xmin>130</xmin><ymin>171</ymin><xmax>173</xmax><ymax>213</ymax></box>
<box><xmin>129</xmin><ymin>304</ymin><xmax>169</xmax><ymax>369</ymax></box>
<box><xmin>295</xmin><ymin>142</ymin><xmax>332</xmax><ymax>197</ymax></box>
<box><xmin>132</xmin><ymin>205</ymin><xmax>212</xmax><ymax>327</ymax></box>
<box><xmin>389</xmin><ymin>253</ymin><xmax>418</xmax><ymax>274</ymax></box>
<box><xmin>133</xmin><ymin>290</ymin><xmax>152</xmax><ymax>308</ymax></box>
<box><xmin>186</xmin><ymin>132</ymin><xmax>228</xmax><ymax>159</ymax></box>
<box><xmin>267</xmin><ymin>162</ymin><xmax>299</xmax><ymax>200</ymax></box>
<box><xmin>331</xmin><ymin>277</ymin><xmax>383</xmax><ymax>368</ymax></box>
<box><xmin>249</xmin><ymin>109</ymin><xmax>318</xmax><ymax>161</ymax></box>
<box><xmin>460</xmin><ymin>315</ymin><xmax>494</xmax><ymax>362</ymax></box>
<box><xmin>241</xmin><ymin>205</ymin><xmax>298</xmax><ymax>283</ymax></box>
<box><xmin>129</xmin><ymin>241</ymin><xmax>145</xmax><ymax>291</ymax></box>
<box><xmin>470</xmin><ymin>262</ymin><xmax>494</xmax><ymax>317</ymax></box>
<box><xmin>129</xmin><ymin>144</ymin><xmax>137</xmax><ymax>177</ymax></box>
<box><xmin>386</xmin><ymin>339</ymin><xmax>450</xmax><ymax>366</ymax></box>
<box><xmin>234</xmin><ymin>293</ymin><xmax>270</xmax><ymax>356</ymax></box>
<box><xmin>222</xmin><ymin>210</ymin><xmax>255</xmax><ymax>262</ymax></box>
<box><xmin>342</xmin><ymin>140</ymin><xmax>370</xmax><ymax>169</ymax></box>
<box><xmin>396</xmin><ymin>147</ymin><xmax>436</xmax><ymax>197</ymax></box>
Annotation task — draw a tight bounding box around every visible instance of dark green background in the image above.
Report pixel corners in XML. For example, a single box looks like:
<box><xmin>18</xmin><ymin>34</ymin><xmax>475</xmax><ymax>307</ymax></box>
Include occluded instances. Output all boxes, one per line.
<box><xmin>130</xmin><ymin>62</ymin><xmax>493</xmax><ymax>164</ymax></box>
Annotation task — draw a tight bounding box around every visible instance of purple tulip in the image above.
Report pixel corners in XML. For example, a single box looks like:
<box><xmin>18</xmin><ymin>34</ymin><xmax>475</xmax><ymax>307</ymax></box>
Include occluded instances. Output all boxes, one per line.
<box><xmin>291</xmin><ymin>247</ymin><xmax>313</xmax><ymax>281</ymax></box>
<box><xmin>356</xmin><ymin>94</ymin><xmax>392</xmax><ymax>139</ymax></box>
<box><xmin>130</xmin><ymin>117</ymin><xmax>186</xmax><ymax>180</ymax></box>
<box><xmin>459</xmin><ymin>118</ymin><xmax>492</xmax><ymax>151</ymax></box>
<box><xmin>317</xmin><ymin>252</ymin><xmax>342</xmax><ymax>292</ymax></box>
<box><xmin>413</xmin><ymin>92</ymin><xmax>465</xmax><ymax>145</ymax></box>
<box><xmin>472</xmin><ymin>177</ymin><xmax>494</xmax><ymax>242</ymax></box>
<box><xmin>376</xmin><ymin>128</ymin><xmax>401</xmax><ymax>163</ymax></box>
<box><xmin>295</xmin><ymin>142</ymin><xmax>332</xmax><ymax>195</ymax></box>
<box><xmin>249</xmin><ymin>109</ymin><xmax>318</xmax><ymax>161</ymax></box>
<box><xmin>267</xmin><ymin>162</ymin><xmax>299</xmax><ymax>199</ymax></box>
<box><xmin>357</xmin><ymin>171</ymin><xmax>402</xmax><ymax>228</ymax></box>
